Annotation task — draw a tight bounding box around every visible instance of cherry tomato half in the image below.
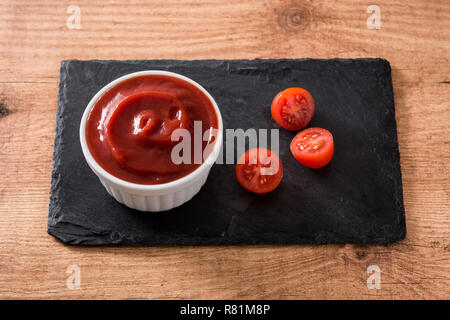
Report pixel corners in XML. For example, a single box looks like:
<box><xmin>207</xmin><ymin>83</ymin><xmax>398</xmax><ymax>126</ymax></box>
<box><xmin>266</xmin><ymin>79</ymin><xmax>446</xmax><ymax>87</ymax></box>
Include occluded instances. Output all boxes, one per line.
<box><xmin>271</xmin><ymin>87</ymin><xmax>315</xmax><ymax>131</ymax></box>
<box><xmin>236</xmin><ymin>148</ymin><xmax>283</xmax><ymax>194</ymax></box>
<box><xmin>290</xmin><ymin>128</ymin><xmax>334</xmax><ymax>169</ymax></box>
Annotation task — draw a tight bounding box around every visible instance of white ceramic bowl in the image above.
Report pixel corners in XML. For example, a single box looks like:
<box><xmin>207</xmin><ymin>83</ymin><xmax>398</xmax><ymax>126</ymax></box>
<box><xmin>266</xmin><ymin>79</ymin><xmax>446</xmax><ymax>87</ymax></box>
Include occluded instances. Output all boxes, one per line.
<box><xmin>79</xmin><ymin>70</ymin><xmax>223</xmax><ymax>212</ymax></box>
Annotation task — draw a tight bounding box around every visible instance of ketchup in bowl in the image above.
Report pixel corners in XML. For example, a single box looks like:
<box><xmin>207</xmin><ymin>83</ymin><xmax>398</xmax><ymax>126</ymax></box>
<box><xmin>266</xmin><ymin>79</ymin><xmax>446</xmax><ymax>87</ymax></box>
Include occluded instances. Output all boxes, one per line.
<box><xmin>85</xmin><ymin>74</ymin><xmax>219</xmax><ymax>185</ymax></box>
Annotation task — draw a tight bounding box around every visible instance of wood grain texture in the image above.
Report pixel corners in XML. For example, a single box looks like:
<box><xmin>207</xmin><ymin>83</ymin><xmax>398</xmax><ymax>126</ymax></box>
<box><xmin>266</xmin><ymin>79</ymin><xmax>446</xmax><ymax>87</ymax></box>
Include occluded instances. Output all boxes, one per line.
<box><xmin>0</xmin><ymin>0</ymin><xmax>449</xmax><ymax>299</ymax></box>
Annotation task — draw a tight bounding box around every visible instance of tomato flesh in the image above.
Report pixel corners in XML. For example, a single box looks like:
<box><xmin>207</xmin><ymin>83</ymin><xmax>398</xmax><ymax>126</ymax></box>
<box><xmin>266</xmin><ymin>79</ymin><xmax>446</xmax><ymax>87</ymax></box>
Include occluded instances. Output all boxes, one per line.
<box><xmin>271</xmin><ymin>87</ymin><xmax>315</xmax><ymax>131</ymax></box>
<box><xmin>290</xmin><ymin>128</ymin><xmax>334</xmax><ymax>169</ymax></box>
<box><xmin>236</xmin><ymin>148</ymin><xmax>283</xmax><ymax>194</ymax></box>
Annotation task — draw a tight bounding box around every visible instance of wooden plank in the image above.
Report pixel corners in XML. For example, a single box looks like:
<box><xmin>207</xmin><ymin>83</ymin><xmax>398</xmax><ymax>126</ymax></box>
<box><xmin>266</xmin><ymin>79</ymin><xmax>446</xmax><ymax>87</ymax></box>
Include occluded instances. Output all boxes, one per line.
<box><xmin>0</xmin><ymin>0</ymin><xmax>449</xmax><ymax>299</ymax></box>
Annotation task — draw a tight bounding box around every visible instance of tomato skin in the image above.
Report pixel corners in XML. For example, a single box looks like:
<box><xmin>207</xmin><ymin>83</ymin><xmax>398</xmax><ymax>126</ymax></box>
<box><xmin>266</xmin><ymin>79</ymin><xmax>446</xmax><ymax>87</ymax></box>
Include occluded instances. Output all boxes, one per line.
<box><xmin>290</xmin><ymin>128</ymin><xmax>334</xmax><ymax>169</ymax></box>
<box><xmin>271</xmin><ymin>87</ymin><xmax>315</xmax><ymax>131</ymax></box>
<box><xmin>236</xmin><ymin>148</ymin><xmax>283</xmax><ymax>194</ymax></box>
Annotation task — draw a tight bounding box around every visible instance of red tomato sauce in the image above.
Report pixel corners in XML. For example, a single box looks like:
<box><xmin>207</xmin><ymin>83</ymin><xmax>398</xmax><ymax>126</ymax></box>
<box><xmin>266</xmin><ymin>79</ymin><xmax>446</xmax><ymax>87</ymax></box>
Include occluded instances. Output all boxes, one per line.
<box><xmin>85</xmin><ymin>74</ymin><xmax>218</xmax><ymax>184</ymax></box>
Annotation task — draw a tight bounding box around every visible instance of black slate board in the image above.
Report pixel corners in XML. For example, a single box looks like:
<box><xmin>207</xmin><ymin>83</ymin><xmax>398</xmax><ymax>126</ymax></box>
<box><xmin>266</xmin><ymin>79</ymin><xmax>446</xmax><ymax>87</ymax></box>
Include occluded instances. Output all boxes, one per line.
<box><xmin>48</xmin><ymin>59</ymin><xmax>406</xmax><ymax>245</ymax></box>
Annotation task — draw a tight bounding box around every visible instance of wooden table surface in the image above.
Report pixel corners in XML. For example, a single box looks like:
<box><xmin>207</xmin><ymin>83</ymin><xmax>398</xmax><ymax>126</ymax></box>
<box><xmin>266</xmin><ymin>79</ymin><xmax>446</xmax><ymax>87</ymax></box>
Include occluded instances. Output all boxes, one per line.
<box><xmin>0</xmin><ymin>0</ymin><xmax>449</xmax><ymax>300</ymax></box>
